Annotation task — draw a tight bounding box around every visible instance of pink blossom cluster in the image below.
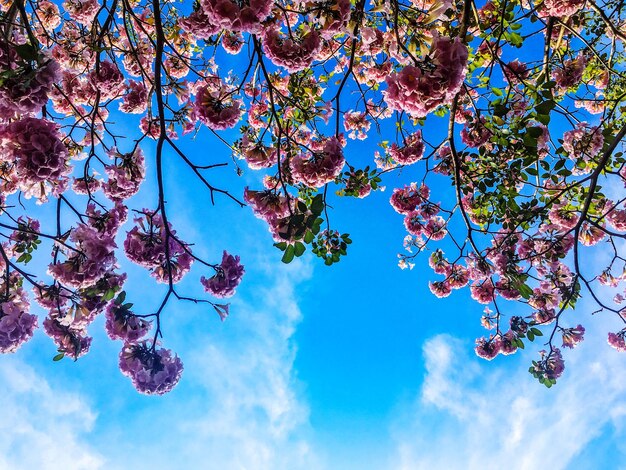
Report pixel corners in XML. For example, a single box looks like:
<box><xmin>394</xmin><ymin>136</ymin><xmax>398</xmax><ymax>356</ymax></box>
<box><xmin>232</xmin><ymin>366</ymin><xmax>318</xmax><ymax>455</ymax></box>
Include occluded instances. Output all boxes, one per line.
<box><xmin>180</xmin><ymin>9</ymin><xmax>221</xmax><ymax>39</ymax></box>
<box><xmin>0</xmin><ymin>117</ymin><xmax>70</xmax><ymax>189</ymax></box>
<box><xmin>0</xmin><ymin>286</ymin><xmax>37</xmax><ymax>354</ymax></box>
<box><xmin>48</xmin><ymin>224</ymin><xmax>117</xmax><ymax>289</ymax></box>
<box><xmin>384</xmin><ymin>35</ymin><xmax>468</xmax><ymax>118</ymax></box>
<box><xmin>201</xmin><ymin>251</ymin><xmax>245</xmax><ymax>299</ymax></box>
<box><xmin>562</xmin><ymin>324</ymin><xmax>585</xmax><ymax>348</ymax></box>
<box><xmin>119</xmin><ymin>81</ymin><xmax>149</xmax><ymax>114</ymax></box>
<box><xmin>539</xmin><ymin>0</ymin><xmax>585</xmax><ymax>18</ymax></box>
<box><xmin>103</xmin><ymin>148</ymin><xmax>146</xmax><ymax>200</ymax></box>
<box><xmin>311</xmin><ymin>0</ymin><xmax>352</xmax><ymax>39</ymax></box>
<box><xmin>88</xmin><ymin>61</ymin><xmax>125</xmax><ymax>100</ymax></box>
<box><xmin>388</xmin><ymin>131</ymin><xmax>425</xmax><ymax>166</ymax></box>
<box><xmin>0</xmin><ymin>51</ymin><xmax>60</xmax><ymax>117</ymax></box>
<box><xmin>43</xmin><ymin>314</ymin><xmax>93</xmax><ymax>359</ymax></box>
<box><xmin>460</xmin><ymin>117</ymin><xmax>492</xmax><ymax>148</ymax></box>
<box><xmin>105</xmin><ymin>302</ymin><xmax>152</xmax><ymax>343</ymax></box>
<box><xmin>344</xmin><ymin>111</ymin><xmax>371</xmax><ymax>140</ymax></box>
<box><xmin>200</xmin><ymin>0</ymin><xmax>272</xmax><ymax>33</ymax></box>
<box><xmin>63</xmin><ymin>0</ymin><xmax>100</xmax><ymax>25</ymax></box>
<box><xmin>390</xmin><ymin>183</ymin><xmax>431</xmax><ymax>214</ymax></box>
<box><xmin>552</xmin><ymin>55</ymin><xmax>586</xmax><ymax>91</ymax></box>
<box><xmin>244</xmin><ymin>188</ymin><xmax>309</xmax><ymax>241</ymax></box>
<box><xmin>291</xmin><ymin>137</ymin><xmax>345</xmax><ymax>188</ymax></box>
<box><xmin>262</xmin><ymin>28</ymin><xmax>322</xmax><ymax>73</ymax></box>
<box><xmin>608</xmin><ymin>330</ymin><xmax>626</xmax><ymax>352</ymax></box>
<box><xmin>194</xmin><ymin>85</ymin><xmax>244</xmax><ymax>130</ymax></box>
<box><xmin>124</xmin><ymin>211</ymin><xmax>194</xmax><ymax>283</ymax></box>
<box><xmin>562</xmin><ymin>122</ymin><xmax>604</xmax><ymax>164</ymax></box>
<box><xmin>119</xmin><ymin>341</ymin><xmax>183</xmax><ymax>395</ymax></box>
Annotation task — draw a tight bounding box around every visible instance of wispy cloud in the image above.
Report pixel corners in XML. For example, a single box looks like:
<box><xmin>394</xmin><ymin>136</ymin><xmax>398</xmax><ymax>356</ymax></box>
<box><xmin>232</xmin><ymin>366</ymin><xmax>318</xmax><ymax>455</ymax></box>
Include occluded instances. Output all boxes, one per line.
<box><xmin>100</xmin><ymin>258</ymin><xmax>321</xmax><ymax>470</ymax></box>
<box><xmin>392</xmin><ymin>320</ymin><xmax>626</xmax><ymax>470</ymax></box>
<box><xmin>0</xmin><ymin>360</ymin><xmax>103</xmax><ymax>470</ymax></box>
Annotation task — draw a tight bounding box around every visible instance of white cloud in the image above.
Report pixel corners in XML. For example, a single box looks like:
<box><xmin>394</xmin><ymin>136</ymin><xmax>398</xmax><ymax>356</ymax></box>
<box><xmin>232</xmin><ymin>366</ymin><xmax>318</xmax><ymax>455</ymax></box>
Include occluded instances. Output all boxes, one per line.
<box><xmin>102</xmin><ymin>258</ymin><xmax>322</xmax><ymax>470</ymax></box>
<box><xmin>392</xmin><ymin>323</ymin><xmax>626</xmax><ymax>470</ymax></box>
<box><xmin>0</xmin><ymin>360</ymin><xmax>103</xmax><ymax>470</ymax></box>
<box><xmin>179</xmin><ymin>259</ymin><xmax>319</xmax><ymax>470</ymax></box>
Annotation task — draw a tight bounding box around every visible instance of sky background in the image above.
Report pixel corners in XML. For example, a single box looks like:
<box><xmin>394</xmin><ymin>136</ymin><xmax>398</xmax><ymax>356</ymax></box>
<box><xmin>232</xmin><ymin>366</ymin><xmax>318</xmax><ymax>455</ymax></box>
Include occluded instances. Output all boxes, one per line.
<box><xmin>1</xmin><ymin>131</ymin><xmax>626</xmax><ymax>470</ymax></box>
<box><xmin>2</xmin><ymin>30</ymin><xmax>626</xmax><ymax>469</ymax></box>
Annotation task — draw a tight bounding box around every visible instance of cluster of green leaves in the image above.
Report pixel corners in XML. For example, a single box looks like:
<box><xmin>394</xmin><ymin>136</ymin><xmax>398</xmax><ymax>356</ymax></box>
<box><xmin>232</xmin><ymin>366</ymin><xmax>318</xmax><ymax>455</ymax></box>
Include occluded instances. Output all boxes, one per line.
<box><xmin>337</xmin><ymin>166</ymin><xmax>382</xmax><ymax>197</ymax></box>
<box><xmin>13</xmin><ymin>229</ymin><xmax>41</xmax><ymax>266</ymax></box>
<box><xmin>274</xmin><ymin>194</ymin><xmax>325</xmax><ymax>263</ymax></box>
<box><xmin>311</xmin><ymin>230</ymin><xmax>352</xmax><ymax>265</ymax></box>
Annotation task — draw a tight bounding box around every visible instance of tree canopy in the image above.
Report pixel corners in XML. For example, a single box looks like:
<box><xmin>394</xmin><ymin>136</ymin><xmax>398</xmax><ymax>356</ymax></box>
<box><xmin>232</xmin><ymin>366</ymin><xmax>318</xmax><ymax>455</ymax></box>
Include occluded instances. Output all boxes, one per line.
<box><xmin>0</xmin><ymin>0</ymin><xmax>625</xmax><ymax>393</ymax></box>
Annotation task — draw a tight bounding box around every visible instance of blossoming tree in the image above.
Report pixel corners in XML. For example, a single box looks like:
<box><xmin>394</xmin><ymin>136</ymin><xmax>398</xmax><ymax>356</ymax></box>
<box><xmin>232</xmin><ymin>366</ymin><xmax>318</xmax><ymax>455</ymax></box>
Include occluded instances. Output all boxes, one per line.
<box><xmin>0</xmin><ymin>0</ymin><xmax>624</xmax><ymax>393</ymax></box>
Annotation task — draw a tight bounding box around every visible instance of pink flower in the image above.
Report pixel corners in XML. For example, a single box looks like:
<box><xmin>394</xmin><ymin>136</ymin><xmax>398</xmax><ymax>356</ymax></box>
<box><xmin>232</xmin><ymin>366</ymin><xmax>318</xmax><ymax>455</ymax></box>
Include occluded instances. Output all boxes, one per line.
<box><xmin>88</xmin><ymin>61</ymin><xmax>125</xmax><ymax>100</ymax></box>
<box><xmin>119</xmin><ymin>341</ymin><xmax>183</xmax><ymax>395</ymax></box>
<box><xmin>0</xmin><ymin>297</ymin><xmax>37</xmax><ymax>353</ymax></box>
<box><xmin>200</xmin><ymin>0</ymin><xmax>272</xmax><ymax>33</ymax></box>
<box><xmin>194</xmin><ymin>85</ymin><xmax>244</xmax><ymax>130</ymax></box>
<box><xmin>562</xmin><ymin>324</ymin><xmax>585</xmax><ymax>349</ymax></box>
<box><xmin>243</xmin><ymin>188</ymin><xmax>291</xmax><ymax>223</ymax></box>
<box><xmin>389</xmin><ymin>131</ymin><xmax>425</xmax><ymax>165</ymax></box>
<box><xmin>608</xmin><ymin>330</ymin><xmax>626</xmax><ymax>352</ymax></box>
<box><xmin>384</xmin><ymin>35</ymin><xmax>468</xmax><ymax>118</ymax></box>
<box><xmin>200</xmin><ymin>251</ymin><xmax>245</xmax><ymax>299</ymax></box>
<box><xmin>43</xmin><ymin>315</ymin><xmax>92</xmax><ymax>359</ymax></box>
<box><xmin>534</xmin><ymin>348</ymin><xmax>565</xmax><ymax>381</ymax></box>
<box><xmin>48</xmin><ymin>224</ymin><xmax>117</xmax><ymax>289</ymax></box>
<box><xmin>344</xmin><ymin>111</ymin><xmax>371</xmax><ymax>140</ymax></box>
<box><xmin>103</xmin><ymin>148</ymin><xmax>146</xmax><ymax>200</ymax></box>
<box><xmin>390</xmin><ymin>183</ymin><xmax>430</xmax><ymax>214</ymax></box>
<box><xmin>123</xmin><ymin>211</ymin><xmax>194</xmax><ymax>284</ymax></box>
<box><xmin>105</xmin><ymin>302</ymin><xmax>151</xmax><ymax>343</ymax></box>
<box><xmin>500</xmin><ymin>331</ymin><xmax>519</xmax><ymax>355</ymax></box>
<box><xmin>460</xmin><ymin>117</ymin><xmax>492</xmax><ymax>148</ymax></box>
<box><xmin>63</xmin><ymin>0</ymin><xmax>100</xmax><ymax>25</ymax></box>
<box><xmin>475</xmin><ymin>336</ymin><xmax>501</xmax><ymax>360</ymax></box>
<box><xmin>291</xmin><ymin>137</ymin><xmax>345</xmax><ymax>188</ymax></box>
<box><xmin>0</xmin><ymin>117</ymin><xmax>70</xmax><ymax>185</ymax></box>
<box><xmin>429</xmin><ymin>280</ymin><xmax>452</xmax><ymax>298</ymax></box>
<box><xmin>180</xmin><ymin>9</ymin><xmax>221</xmax><ymax>38</ymax></box>
<box><xmin>0</xmin><ymin>55</ymin><xmax>59</xmax><ymax>116</ymax></box>
<box><xmin>539</xmin><ymin>0</ymin><xmax>585</xmax><ymax>18</ymax></box>
<box><xmin>262</xmin><ymin>28</ymin><xmax>322</xmax><ymax>73</ymax></box>
<box><xmin>119</xmin><ymin>81</ymin><xmax>148</xmax><ymax>114</ymax></box>
<box><xmin>562</xmin><ymin>122</ymin><xmax>604</xmax><ymax>163</ymax></box>
<box><xmin>470</xmin><ymin>279</ymin><xmax>496</xmax><ymax>304</ymax></box>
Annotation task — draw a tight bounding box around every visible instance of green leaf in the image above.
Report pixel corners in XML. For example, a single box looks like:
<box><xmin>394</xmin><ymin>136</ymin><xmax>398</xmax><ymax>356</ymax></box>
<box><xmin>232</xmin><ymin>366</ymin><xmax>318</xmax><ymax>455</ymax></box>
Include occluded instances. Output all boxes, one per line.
<box><xmin>53</xmin><ymin>353</ymin><xmax>64</xmax><ymax>362</ymax></box>
<box><xmin>310</xmin><ymin>195</ymin><xmax>324</xmax><ymax>215</ymax></box>
<box><xmin>294</xmin><ymin>242</ymin><xmax>305</xmax><ymax>257</ymax></box>
<box><xmin>282</xmin><ymin>245</ymin><xmax>295</xmax><ymax>263</ymax></box>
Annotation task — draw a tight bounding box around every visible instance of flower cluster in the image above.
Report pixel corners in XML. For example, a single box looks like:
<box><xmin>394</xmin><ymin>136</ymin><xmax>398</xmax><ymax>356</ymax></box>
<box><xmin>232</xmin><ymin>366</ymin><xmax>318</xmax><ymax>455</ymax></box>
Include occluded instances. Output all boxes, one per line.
<box><xmin>124</xmin><ymin>211</ymin><xmax>194</xmax><ymax>283</ymax></box>
<box><xmin>200</xmin><ymin>251</ymin><xmax>245</xmax><ymax>299</ymax></box>
<box><xmin>103</xmin><ymin>148</ymin><xmax>146</xmax><ymax>200</ymax></box>
<box><xmin>291</xmin><ymin>137</ymin><xmax>345</xmax><ymax>188</ymax></box>
<box><xmin>0</xmin><ymin>283</ymin><xmax>37</xmax><ymax>354</ymax></box>
<box><xmin>200</xmin><ymin>0</ymin><xmax>272</xmax><ymax>33</ymax></box>
<box><xmin>194</xmin><ymin>85</ymin><xmax>244</xmax><ymax>130</ymax></box>
<box><xmin>262</xmin><ymin>28</ymin><xmax>322</xmax><ymax>73</ymax></box>
<box><xmin>384</xmin><ymin>35</ymin><xmax>468</xmax><ymax>118</ymax></box>
<box><xmin>119</xmin><ymin>341</ymin><xmax>183</xmax><ymax>395</ymax></box>
<box><xmin>0</xmin><ymin>117</ymin><xmax>70</xmax><ymax>195</ymax></box>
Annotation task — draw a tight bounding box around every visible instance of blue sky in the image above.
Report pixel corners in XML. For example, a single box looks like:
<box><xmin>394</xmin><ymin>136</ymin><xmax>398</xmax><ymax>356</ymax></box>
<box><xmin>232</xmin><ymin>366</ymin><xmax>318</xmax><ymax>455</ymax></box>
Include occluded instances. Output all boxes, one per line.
<box><xmin>2</xmin><ymin>24</ymin><xmax>626</xmax><ymax>467</ymax></box>
<box><xmin>1</xmin><ymin>124</ymin><xmax>626</xmax><ymax>470</ymax></box>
